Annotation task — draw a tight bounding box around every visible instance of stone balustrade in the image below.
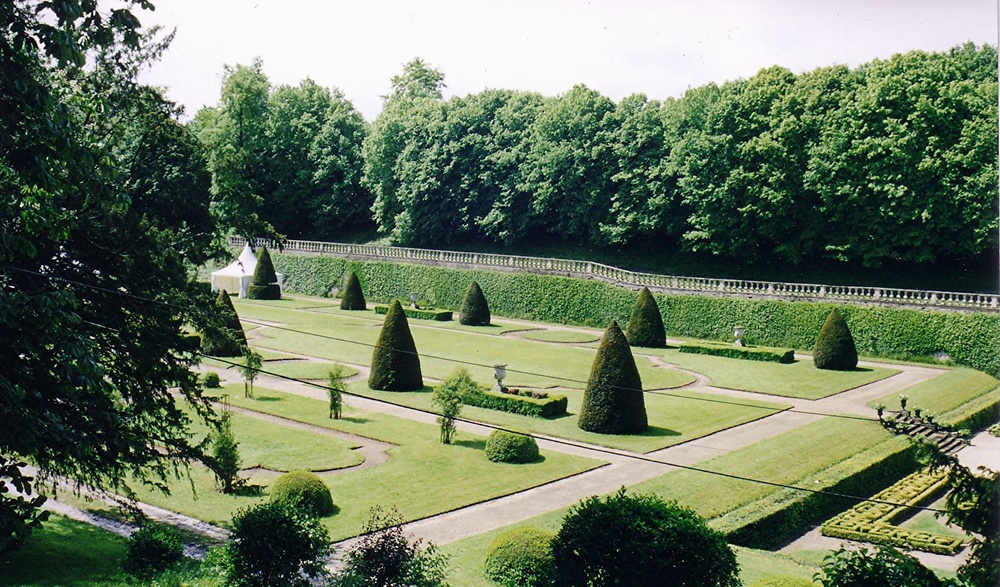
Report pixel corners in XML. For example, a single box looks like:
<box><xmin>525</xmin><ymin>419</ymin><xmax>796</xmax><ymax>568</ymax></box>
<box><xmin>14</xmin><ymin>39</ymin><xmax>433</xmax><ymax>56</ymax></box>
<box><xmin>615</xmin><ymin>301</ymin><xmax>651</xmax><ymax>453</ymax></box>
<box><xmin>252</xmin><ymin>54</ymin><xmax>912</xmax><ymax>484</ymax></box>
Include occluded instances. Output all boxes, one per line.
<box><xmin>230</xmin><ymin>236</ymin><xmax>999</xmax><ymax>313</ymax></box>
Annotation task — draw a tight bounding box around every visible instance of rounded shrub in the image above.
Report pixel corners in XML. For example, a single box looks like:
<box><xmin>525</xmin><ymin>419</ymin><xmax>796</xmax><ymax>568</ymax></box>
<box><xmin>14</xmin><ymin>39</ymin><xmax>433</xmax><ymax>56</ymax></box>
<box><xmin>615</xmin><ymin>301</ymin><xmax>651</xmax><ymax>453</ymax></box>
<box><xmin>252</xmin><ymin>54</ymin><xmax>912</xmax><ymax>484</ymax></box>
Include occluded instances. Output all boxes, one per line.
<box><xmin>484</xmin><ymin>526</ymin><xmax>556</xmax><ymax>587</ymax></box>
<box><xmin>578</xmin><ymin>320</ymin><xmax>647</xmax><ymax>435</ymax></box>
<box><xmin>203</xmin><ymin>371</ymin><xmax>221</xmax><ymax>388</ymax></box>
<box><xmin>247</xmin><ymin>246</ymin><xmax>281</xmax><ymax>300</ymax></box>
<box><xmin>459</xmin><ymin>280</ymin><xmax>491</xmax><ymax>326</ymax></box>
<box><xmin>340</xmin><ymin>270</ymin><xmax>366</xmax><ymax>310</ymax></box>
<box><xmin>625</xmin><ymin>286</ymin><xmax>666</xmax><ymax>348</ymax></box>
<box><xmin>368</xmin><ymin>299</ymin><xmax>423</xmax><ymax>391</ymax></box>
<box><xmin>813</xmin><ymin>308</ymin><xmax>858</xmax><ymax>370</ymax></box>
<box><xmin>124</xmin><ymin>523</ymin><xmax>185</xmax><ymax>578</ymax></box>
<box><xmin>485</xmin><ymin>430</ymin><xmax>539</xmax><ymax>464</ymax></box>
<box><xmin>270</xmin><ymin>471</ymin><xmax>335</xmax><ymax>517</ymax></box>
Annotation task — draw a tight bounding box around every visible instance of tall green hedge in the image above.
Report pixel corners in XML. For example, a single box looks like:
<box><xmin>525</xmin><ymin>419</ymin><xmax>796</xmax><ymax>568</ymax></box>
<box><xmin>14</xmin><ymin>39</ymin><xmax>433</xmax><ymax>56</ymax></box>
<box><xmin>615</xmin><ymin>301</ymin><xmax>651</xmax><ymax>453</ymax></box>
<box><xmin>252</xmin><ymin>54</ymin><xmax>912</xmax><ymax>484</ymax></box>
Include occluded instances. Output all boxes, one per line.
<box><xmin>270</xmin><ymin>252</ymin><xmax>1000</xmax><ymax>376</ymax></box>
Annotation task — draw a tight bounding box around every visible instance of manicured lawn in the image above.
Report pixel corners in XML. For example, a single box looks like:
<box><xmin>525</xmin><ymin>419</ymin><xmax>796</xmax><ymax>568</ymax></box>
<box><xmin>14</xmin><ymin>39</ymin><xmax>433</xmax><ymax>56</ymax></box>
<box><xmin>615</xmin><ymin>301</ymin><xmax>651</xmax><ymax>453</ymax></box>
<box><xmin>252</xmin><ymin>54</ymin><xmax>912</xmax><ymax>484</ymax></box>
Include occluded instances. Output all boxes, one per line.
<box><xmin>234</xmin><ymin>299</ymin><xmax>696</xmax><ymax>390</ymax></box>
<box><xmin>125</xmin><ymin>386</ymin><xmax>604</xmax><ymax>542</ymax></box>
<box><xmin>650</xmin><ymin>347</ymin><xmax>900</xmax><ymax>399</ymax></box>
<box><xmin>262</xmin><ymin>358</ymin><xmax>359</xmax><ymax>380</ymax></box>
<box><xmin>521</xmin><ymin>329</ymin><xmax>600</xmax><ymax>343</ymax></box>
<box><xmin>629</xmin><ymin>418</ymin><xmax>895</xmax><ymax>519</ymax></box>
<box><xmin>871</xmin><ymin>367</ymin><xmax>999</xmax><ymax>414</ymax></box>
<box><xmin>349</xmin><ymin>382</ymin><xmax>788</xmax><ymax>453</ymax></box>
<box><xmin>1</xmin><ymin>514</ymin><xmax>129</xmax><ymax>586</ymax></box>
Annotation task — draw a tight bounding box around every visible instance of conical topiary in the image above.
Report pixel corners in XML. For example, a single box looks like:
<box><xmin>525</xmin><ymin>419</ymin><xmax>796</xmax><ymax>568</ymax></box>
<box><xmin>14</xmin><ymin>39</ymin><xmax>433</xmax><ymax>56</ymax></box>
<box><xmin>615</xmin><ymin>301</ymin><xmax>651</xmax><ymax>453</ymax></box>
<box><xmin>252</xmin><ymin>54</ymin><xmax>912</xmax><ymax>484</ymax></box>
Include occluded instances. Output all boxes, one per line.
<box><xmin>202</xmin><ymin>289</ymin><xmax>248</xmax><ymax>357</ymax></box>
<box><xmin>578</xmin><ymin>320</ymin><xmax>647</xmax><ymax>434</ymax></box>
<box><xmin>247</xmin><ymin>246</ymin><xmax>280</xmax><ymax>300</ymax></box>
<box><xmin>625</xmin><ymin>287</ymin><xmax>666</xmax><ymax>348</ymax></box>
<box><xmin>459</xmin><ymin>281</ymin><xmax>491</xmax><ymax>326</ymax></box>
<box><xmin>340</xmin><ymin>270</ymin><xmax>366</xmax><ymax>310</ymax></box>
<box><xmin>368</xmin><ymin>299</ymin><xmax>423</xmax><ymax>391</ymax></box>
<box><xmin>813</xmin><ymin>308</ymin><xmax>858</xmax><ymax>370</ymax></box>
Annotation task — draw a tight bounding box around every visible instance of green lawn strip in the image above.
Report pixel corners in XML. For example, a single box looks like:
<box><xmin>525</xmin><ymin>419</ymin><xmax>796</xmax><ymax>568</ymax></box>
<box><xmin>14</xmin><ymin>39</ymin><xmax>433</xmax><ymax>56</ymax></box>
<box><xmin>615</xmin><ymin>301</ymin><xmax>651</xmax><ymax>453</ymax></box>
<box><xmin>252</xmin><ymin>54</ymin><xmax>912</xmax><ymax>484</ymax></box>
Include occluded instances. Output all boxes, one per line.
<box><xmin>263</xmin><ymin>359</ymin><xmax>359</xmax><ymax>381</ymax></box>
<box><xmin>870</xmin><ymin>367</ymin><xmax>999</xmax><ymax>416</ymax></box>
<box><xmin>436</xmin><ymin>507</ymin><xmax>818</xmax><ymax>587</ymax></box>
<box><xmin>347</xmin><ymin>379</ymin><xmax>786</xmax><ymax>453</ymax></box>
<box><xmin>295</xmin><ymin>303</ymin><xmax>531</xmax><ymax>335</ymax></box>
<box><xmin>520</xmin><ymin>329</ymin><xmax>601</xmax><ymax>343</ymax></box>
<box><xmin>629</xmin><ymin>418</ymin><xmax>894</xmax><ymax>522</ymax></box>
<box><xmin>1</xmin><ymin>514</ymin><xmax>130</xmax><ymax>586</ymax></box>
<box><xmin>650</xmin><ymin>347</ymin><xmax>899</xmax><ymax>399</ymax></box>
<box><xmin>219</xmin><ymin>387</ymin><xmax>604</xmax><ymax>541</ymax></box>
<box><xmin>235</xmin><ymin>299</ymin><xmax>694</xmax><ymax>390</ymax></box>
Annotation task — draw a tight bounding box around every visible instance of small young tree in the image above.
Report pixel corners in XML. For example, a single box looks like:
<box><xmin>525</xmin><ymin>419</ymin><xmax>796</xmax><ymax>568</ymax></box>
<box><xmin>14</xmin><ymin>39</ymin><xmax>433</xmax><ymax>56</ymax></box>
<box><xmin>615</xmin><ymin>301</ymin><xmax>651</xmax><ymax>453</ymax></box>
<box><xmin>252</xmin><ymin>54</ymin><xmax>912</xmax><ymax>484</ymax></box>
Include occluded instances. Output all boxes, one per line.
<box><xmin>340</xmin><ymin>270</ymin><xmax>367</xmax><ymax>310</ymax></box>
<box><xmin>239</xmin><ymin>349</ymin><xmax>263</xmax><ymax>399</ymax></box>
<box><xmin>212</xmin><ymin>401</ymin><xmax>242</xmax><ymax>494</ymax></box>
<box><xmin>816</xmin><ymin>545</ymin><xmax>941</xmax><ymax>587</ymax></box>
<box><xmin>624</xmin><ymin>286</ymin><xmax>666</xmax><ymax>348</ymax></box>
<box><xmin>327</xmin><ymin>364</ymin><xmax>349</xmax><ymax>419</ymax></box>
<box><xmin>813</xmin><ymin>308</ymin><xmax>858</xmax><ymax>370</ymax></box>
<box><xmin>551</xmin><ymin>489</ymin><xmax>740</xmax><ymax>587</ymax></box>
<box><xmin>202</xmin><ymin>290</ymin><xmax>249</xmax><ymax>357</ymax></box>
<box><xmin>247</xmin><ymin>246</ymin><xmax>281</xmax><ymax>300</ymax></box>
<box><xmin>331</xmin><ymin>506</ymin><xmax>449</xmax><ymax>587</ymax></box>
<box><xmin>459</xmin><ymin>281</ymin><xmax>491</xmax><ymax>326</ymax></box>
<box><xmin>368</xmin><ymin>299</ymin><xmax>423</xmax><ymax>391</ymax></box>
<box><xmin>226</xmin><ymin>502</ymin><xmax>331</xmax><ymax>587</ymax></box>
<box><xmin>433</xmin><ymin>368</ymin><xmax>476</xmax><ymax>444</ymax></box>
<box><xmin>578</xmin><ymin>320</ymin><xmax>647</xmax><ymax>435</ymax></box>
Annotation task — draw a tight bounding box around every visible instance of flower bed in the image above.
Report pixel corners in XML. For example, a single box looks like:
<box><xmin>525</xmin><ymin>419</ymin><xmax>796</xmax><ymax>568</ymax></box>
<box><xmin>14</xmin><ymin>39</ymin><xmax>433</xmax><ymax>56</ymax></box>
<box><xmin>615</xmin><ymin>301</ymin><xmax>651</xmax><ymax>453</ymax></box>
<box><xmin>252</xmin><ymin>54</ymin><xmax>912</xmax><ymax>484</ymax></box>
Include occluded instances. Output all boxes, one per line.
<box><xmin>374</xmin><ymin>304</ymin><xmax>453</xmax><ymax>321</ymax></box>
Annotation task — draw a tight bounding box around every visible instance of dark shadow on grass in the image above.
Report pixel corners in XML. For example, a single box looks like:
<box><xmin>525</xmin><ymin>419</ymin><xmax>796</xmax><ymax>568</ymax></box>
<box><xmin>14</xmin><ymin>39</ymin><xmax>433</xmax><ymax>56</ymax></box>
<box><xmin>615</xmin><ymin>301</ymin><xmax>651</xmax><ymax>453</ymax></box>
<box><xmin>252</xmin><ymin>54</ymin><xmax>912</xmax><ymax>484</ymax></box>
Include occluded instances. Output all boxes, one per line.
<box><xmin>453</xmin><ymin>438</ymin><xmax>487</xmax><ymax>450</ymax></box>
<box><xmin>253</xmin><ymin>395</ymin><xmax>283</xmax><ymax>402</ymax></box>
<box><xmin>639</xmin><ymin>425</ymin><xmax>681</xmax><ymax>438</ymax></box>
<box><xmin>340</xmin><ymin>416</ymin><xmax>372</xmax><ymax>424</ymax></box>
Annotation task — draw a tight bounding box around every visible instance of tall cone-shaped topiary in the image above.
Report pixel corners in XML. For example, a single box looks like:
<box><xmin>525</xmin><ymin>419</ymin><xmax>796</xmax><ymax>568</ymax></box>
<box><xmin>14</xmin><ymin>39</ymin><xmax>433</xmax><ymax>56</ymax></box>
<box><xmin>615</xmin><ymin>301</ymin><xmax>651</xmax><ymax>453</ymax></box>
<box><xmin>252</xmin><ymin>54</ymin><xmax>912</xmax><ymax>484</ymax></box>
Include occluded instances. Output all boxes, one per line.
<box><xmin>459</xmin><ymin>281</ymin><xmax>491</xmax><ymax>326</ymax></box>
<box><xmin>625</xmin><ymin>287</ymin><xmax>666</xmax><ymax>348</ymax></box>
<box><xmin>247</xmin><ymin>246</ymin><xmax>280</xmax><ymax>300</ymax></box>
<box><xmin>202</xmin><ymin>289</ymin><xmax>248</xmax><ymax>357</ymax></box>
<box><xmin>578</xmin><ymin>320</ymin><xmax>647</xmax><ymax>434</ymax></box>
<box><xmin>813</xmin><ymin>308</ymin><xmax>858</xmax><ymax>370</ymax></box>
<box><xmin>369</xmin><ymin>299</ymin><xmax>423</xmax><ymax>391</ymax></box>
<box><xmin>340</xmin><ymin>270</ymin><xmax>366</xmax><ymax>310</ymax></box>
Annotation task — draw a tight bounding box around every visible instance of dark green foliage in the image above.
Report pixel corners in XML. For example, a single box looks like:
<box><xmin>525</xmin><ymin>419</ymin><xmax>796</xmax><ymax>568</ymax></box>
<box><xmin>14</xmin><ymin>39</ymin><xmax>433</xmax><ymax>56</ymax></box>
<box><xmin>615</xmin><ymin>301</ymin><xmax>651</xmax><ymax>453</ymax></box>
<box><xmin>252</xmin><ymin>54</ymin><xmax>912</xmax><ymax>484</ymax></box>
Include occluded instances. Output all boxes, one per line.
<box><xmin>202</xmin><ymin>290</ymin><xmax>249</xmax><ymax>357</ymax></box>
<box><xmin>459</xmin><ymin>281</ymin><xmax>491</xmax><ymax>326</ymax></box>
<box><xmin>227</xmin><ymin>502</ymin><xmax>331</xmax><ymax>587</ymax></box>
<box><xmin>578</xmin><ymin>320</ymin><xmax>647</xmax><ymax>434</ymax></box>
<box><xmin>203</xmin><ymin>372</ymin><xmax>222</xmax><ymax>388</ymax></box>
<box><xmin>340</xmin><ymin>271</ymin><xmax>367</xmax><ymax>310</ymax></box>
<box><xmin>484</xmin><ymin>431</ymin><xmax>540</xmax><ymax>464</ymax></box>
<box><xmin>0</xmin><ymin>458</ymin><xmax>48</xmax><ymax>556</ymax></box>
<box><xmin>270</xmin><ymin>471</ymin><xmax>335</xmax><ymax>517</ymax></box>
<box><xmin>816</xmin><ymin>545</ymin><xmax>941</xmax><ymax>587</ymax></box>
<box><xmin>680</xmin><ymin>342</ymin><xmax>795</xmax><ymax>363</ymax></box>
<box><xmin>463</xmin><ymin>389</ymin><xmax>569</xmax><ymax>419</ymax></box>
<box><xmin>625</xmin><ymin>287</ymin><xmax>665</xmax><ymax>347</ymax></box>
<box><xmin>552</xmin><ymin>489</ymin><xmax>740</xmax><ymax>587</ymax></box>
<box><xmin>211</xmin><ymin>410</ymin><xmax>241</xmax><ymax>494</ymax></box>
<box><xmin>484</xmin><ymin>526</ymin><xmax>556</xmax><ymax>587</ymax></box>
<box><xmin>124</xmin><ymin>523</ymin><xmax>185</xmax><ymax>578</ymax></box>
<box><xmin>374</xmin><ymin>304</ymin><xmax>453</xmax><ymax>321</ymax></box>
<box><xmin>271</xmin><ymin>253</ymin><xmax>1000</xmax><ymax>376</ymax></box>
<box><xmin>331</xmin><ymin>506</ymin><xmax>449</xmax><ymax>587</ymax></box>
<box><xmin>814</xmin><ymin>309</ymin><xmax>859</xmax><ymax>370</ymax></box>
<box><xmin>248</xmin><ymin>246</ymin><xmax>281</xmax><ymax>300</ymax></box>
<box><xmin>368</xmin><ymin>300</ymin><xmax>423</xmax><ymax>391</ymax></box>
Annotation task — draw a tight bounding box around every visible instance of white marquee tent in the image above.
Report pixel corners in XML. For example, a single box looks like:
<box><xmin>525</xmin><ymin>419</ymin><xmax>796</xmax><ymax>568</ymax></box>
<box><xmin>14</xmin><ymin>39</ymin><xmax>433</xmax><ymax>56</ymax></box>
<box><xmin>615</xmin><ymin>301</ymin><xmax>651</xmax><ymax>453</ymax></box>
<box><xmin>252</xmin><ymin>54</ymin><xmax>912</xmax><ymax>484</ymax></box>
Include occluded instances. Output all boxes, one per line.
<box><xmin>210</xmin><ymin>245</ymin><xmax>283</xmax><ymax>298</ymax></box>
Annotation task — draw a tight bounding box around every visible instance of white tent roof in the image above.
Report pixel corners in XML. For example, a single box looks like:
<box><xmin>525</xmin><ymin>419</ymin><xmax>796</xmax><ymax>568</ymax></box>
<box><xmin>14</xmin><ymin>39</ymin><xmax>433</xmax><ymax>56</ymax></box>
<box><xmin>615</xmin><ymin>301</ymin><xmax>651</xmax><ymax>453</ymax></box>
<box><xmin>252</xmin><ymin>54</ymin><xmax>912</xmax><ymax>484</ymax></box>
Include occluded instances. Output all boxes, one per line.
<box><xmin>211</xmin><ymin>245</ymin><xmax>283</xmax><ymax>298</ymax></box>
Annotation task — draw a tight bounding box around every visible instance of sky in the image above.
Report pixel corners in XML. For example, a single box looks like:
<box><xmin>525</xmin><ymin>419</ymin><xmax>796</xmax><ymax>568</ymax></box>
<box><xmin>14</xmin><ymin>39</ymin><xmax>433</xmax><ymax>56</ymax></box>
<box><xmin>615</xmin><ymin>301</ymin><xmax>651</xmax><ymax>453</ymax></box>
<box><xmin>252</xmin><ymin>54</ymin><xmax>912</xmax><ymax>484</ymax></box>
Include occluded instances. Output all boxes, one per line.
<box><xmin>136</xmin><ymin>0</ymin><xmax>999</xmax><ymax>121</ymax></box>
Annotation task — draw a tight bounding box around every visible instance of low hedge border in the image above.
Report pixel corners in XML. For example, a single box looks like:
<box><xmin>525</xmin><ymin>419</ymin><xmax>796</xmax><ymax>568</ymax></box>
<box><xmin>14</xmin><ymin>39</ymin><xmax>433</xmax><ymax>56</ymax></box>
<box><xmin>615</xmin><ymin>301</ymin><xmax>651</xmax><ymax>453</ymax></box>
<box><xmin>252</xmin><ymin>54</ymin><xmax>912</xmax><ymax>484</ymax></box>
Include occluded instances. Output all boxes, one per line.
<box><xmin>713</xmin><ymin>436</ymin><xmax>917</xmax><ymax>549</ymax></box>
<box><xmin>374</xmin><ymin>304</ymin><xmax>453</xmax><ymax>321</ymax></box>
<box><xmin>820</xmin><ymin>468</ymin><xmax>963</xmax><ymax>555</ymax></box>
<box><xmin>938</xmin><ymin>386</ymin><xmax>1000</xmax><ymax>432</ymax></box>
<box><xmin>462</xmin><ymin>388</ymin><xmax>568</xmax><ymax>419</ymax></box>
<box><xmin>679</xmin><ymin>342</ymin><xmax>795</xmax><ymax>363</ymax></box>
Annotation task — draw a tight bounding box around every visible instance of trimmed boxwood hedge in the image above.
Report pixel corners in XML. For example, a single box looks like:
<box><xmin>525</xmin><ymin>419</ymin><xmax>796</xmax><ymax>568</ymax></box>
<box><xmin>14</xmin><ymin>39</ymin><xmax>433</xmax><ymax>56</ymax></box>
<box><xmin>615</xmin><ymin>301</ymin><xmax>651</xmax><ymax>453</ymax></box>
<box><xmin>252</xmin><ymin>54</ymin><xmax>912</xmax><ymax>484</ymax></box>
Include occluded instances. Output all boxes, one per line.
<box><xmin>679</xmin><ymin>342</ymin><xmax>795</xmax><ymax>363</ymax></box>
<box><xmin>485</xmin><ymin>430</ymin><xmax>540</xmax><ymax>463</ymax></box>
<box><xmin>270</xmin><ymin>252</ymin><xmax>1000</xmax><ymax>376</ymax></box>
<box><xmin>269</xmin><ymin>470</ymin><xmax>335</xmax><ymax>517</ymax></box>
<box><xmin>462</xmin><ymin>388</ymin><xmax>569</xmax><ymax>419</ymax></box>
<box><xmin>484</xmin><ymin>526</ymin><xmax>556</xmax><ymax>587</ymax></box>
<box><xmin>373</xmin><ymin>303</ymin><xmax>453</xmax><ymax>321</ymax></box>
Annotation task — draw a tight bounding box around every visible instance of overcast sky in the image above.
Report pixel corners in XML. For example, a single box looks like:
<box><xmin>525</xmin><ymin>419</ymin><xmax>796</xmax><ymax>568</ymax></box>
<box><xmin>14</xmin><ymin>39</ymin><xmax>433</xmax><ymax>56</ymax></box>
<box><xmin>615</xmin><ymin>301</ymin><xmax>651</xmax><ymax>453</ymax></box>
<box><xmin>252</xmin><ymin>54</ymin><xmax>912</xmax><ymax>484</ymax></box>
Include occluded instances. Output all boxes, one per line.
<box><xmin>136</xmin><ymin>0</ymin><xmax>999</xmax><ymax>121</ymax></box>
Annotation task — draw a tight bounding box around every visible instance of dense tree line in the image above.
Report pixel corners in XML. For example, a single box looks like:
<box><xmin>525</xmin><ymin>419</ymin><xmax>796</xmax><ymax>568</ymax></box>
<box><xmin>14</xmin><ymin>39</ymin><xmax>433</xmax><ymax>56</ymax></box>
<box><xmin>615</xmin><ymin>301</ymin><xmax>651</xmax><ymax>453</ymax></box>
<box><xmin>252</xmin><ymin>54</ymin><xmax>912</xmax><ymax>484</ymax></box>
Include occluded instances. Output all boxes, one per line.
<box><xmin>198</xmin><ymin>45</ymin><xmax>996</xmax><ymax>268</ymax></box>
